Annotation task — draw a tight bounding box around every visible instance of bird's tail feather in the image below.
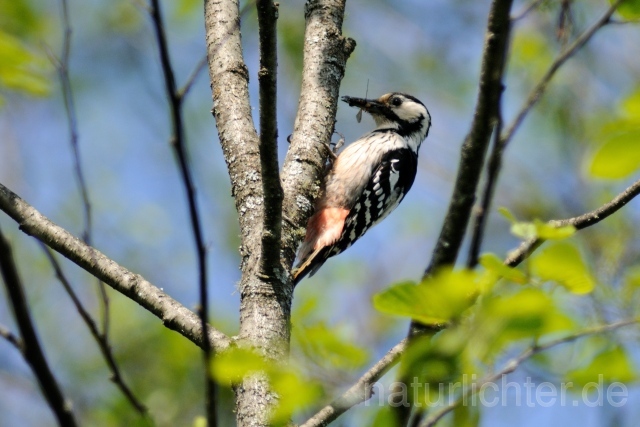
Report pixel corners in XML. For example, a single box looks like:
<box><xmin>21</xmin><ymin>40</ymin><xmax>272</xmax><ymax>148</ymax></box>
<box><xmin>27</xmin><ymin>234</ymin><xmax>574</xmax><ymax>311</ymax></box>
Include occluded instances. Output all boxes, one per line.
<box><xmin>292</xmin><ymin>247</ymin><xmax>326</xmax><ymax>285</ymax></box>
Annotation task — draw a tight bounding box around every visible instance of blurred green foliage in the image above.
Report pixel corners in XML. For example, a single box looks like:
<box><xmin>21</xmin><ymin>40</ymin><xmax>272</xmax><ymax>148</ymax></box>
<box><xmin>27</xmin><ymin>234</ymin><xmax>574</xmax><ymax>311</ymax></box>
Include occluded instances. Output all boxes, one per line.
<box><xmin>0</xmin><ymin>30</ymin><xmax>52</xmax><ymax>103</ymax></box>
<box><xmin>373</xmin><ymin>270</ymin><xmax>479</xmax><ymax>326</ymax></box>
<box><xmin>531</xmin><ymin>241</ymin><xmax>596</xmax><ymax>294</ymax></box>
<box><xmin>617</xmin><ymin>0</ymin><xmax>640</xmax><ymax>19</ymax></box>
<box><xmin>588</xmin><ymin>89</ymin><xmax>640</xmax><ymax>179</ymax></box>
<box><xmin>211</xmin><ymin>347</ymin><xmax>323</xmax><ymax>424</ymax></box>
<box><xmin>568</xmin><ymin>345</ymin><xmax>635</xmax><ymax>385</ymax></box>
<box><xmin>1</xmin><ymin>0</ymin><xmax>640</xmax><ymax>426</ymax></box>
<box><xmin>0</xmin><ymin>11</ymin><xmax>51</xmax><ymax>104</ymax></box>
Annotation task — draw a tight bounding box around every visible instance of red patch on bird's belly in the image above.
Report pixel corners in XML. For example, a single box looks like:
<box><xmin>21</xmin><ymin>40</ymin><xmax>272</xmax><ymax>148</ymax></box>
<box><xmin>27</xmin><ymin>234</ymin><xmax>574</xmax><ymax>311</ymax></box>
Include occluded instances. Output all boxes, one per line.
<box><xmin>306</xmin><ymin>207</ymin><xmax>350</xmax><ymax>249</ymax></box>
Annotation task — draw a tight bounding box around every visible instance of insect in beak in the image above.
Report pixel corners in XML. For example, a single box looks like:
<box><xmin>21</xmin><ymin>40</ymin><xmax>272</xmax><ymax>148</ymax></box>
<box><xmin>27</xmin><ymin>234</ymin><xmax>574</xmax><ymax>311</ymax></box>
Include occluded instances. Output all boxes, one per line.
<box><xmin>355</xmin><ymin>79</ymin><xmax>369</xmax><ymax>123</ymax></box>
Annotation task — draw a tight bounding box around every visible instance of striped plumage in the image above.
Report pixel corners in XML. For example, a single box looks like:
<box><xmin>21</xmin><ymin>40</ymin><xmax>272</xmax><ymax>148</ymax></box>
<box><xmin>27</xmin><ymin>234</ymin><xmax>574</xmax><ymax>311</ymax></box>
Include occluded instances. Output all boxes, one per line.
<box><xmin>292</xmin><ymin>93</ymin><xmax>431</xmax><ymax>284</ymax></box>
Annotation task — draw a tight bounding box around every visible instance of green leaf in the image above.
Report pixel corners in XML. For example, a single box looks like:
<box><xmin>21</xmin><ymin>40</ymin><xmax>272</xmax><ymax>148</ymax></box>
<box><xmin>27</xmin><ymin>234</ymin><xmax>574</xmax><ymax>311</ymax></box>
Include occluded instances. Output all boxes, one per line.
<box><xmin>622</xmin><ymin>88</ymin><xmax>640</xmax><ymax>117</ymax></box>
<box><xmin>534</xmin><ymin>220</ymin><xmax>576</xmax><ymax>240</ymax></box>
<box><xmin>0</xmin><ymin>0</ymin><xmax>44</xmax><ymax>38</ymax></box>
<box><xmin>512</xmin><ymin>31</ymin><xmax>553</xmax><ymax>76</ymax></box>
<box><xmin>295</xmin><ymin>322</ymin><xmax>369</xmax><ymax>369</ymax></box>
<box><xmin>373</xmin><ymin>270</ymin><xmax>479</xmax><ymax>325</ymax></box>
<box><xmin>510</xmin><ymin>221</ymin><xmax>537</xmax><ymax>240</ymax></box>
<box><xmin>372</xmin><ymin>407</ymin><xmax>401</xmax><ymax>427</ymax></box>
<box><xmin>490</xmin><ymin>290</ymin><xmax>573</xmax><ymax>336</ymax></box>
<box><xmin>479</xmin><ymin>253</ymin><xmax>527</xmax><ymax>284</ymax></box>
<box><xmin>210</xmin><ymin>347</ymin><xmax>268</xmax><ymax>385</ymax></box>
<box><xmin>269</xmin><ymin>369</ymin><xmax>323</xmax><ymax>425</ymax></box>
<box><xmin>400</xmin><ymin>332</ymin><xmax>466</xmax><ymax>392</ymax></box>
<box><xmin>192</xmin><ymin>416</ymin><xmax>206</xmax><ymax>427</ymax></box>
<box><xmin>0</xmin><ymin>30</ymin><xmax>51</xmax><ymax>100</ymax></box>
<box><xmin>498</xmin><ymin>206</ymin><xmax>517</xmax><ymax>223</ymax></box>
<box><xmin>568</xmin><ymin>346</ymin><xmax>636</xmax><ymax>385</ymax></box>
<box><xmin>473</xmin><ymin>289</ymin><xmax>574</xmax><ymax>360</ymax></box>
<box><xmin>453</xmin><ymin>403</ymin><xmax>480</xmax><ymax>427</ymax></box>
<box><xmin>531</xmin><ymin>242</ymin><xmax>596</xmax><ymax>294</ymax></box>
<box><xmin>210</xmin><ymin>347</ymin><xmax>323</xmax><ymax>424</ymax></box>
<box><xmin>617</xmin><ymin>0</ymin><xmax>640</xmax><ymax>19</ymax></box>
<box><xmin>176</xmin><ymin>0</ymin><xmax>201</xmax><ymax>17</ymax></box>
<box><xmin>510</xmin><ymin>219</ymin><xmax>575</xmax><ymax>241</ymax></box>
<box><xmin>620</xmin><ymin>265</ymin><xmax>640</xmax><ymax>310</ymax></box>
<box><xmin>588</xmin><ymin>126</ymin><xmax>640</xmax><ymax>179</ymax></box>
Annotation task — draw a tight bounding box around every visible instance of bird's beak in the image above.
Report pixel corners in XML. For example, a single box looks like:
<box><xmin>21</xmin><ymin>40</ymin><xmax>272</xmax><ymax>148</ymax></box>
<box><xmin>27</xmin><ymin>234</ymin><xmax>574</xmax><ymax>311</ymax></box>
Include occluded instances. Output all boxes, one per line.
<box><xmin>341</xmin><ymin>96</ymin><xmax>387</xmax><ymax>114</ymax></box>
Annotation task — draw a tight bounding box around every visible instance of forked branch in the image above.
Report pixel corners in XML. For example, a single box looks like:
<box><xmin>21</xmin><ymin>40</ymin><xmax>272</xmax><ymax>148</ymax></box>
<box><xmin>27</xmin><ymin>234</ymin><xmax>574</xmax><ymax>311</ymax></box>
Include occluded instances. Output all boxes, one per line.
<box><xmin>0</xmin><ymin>183</ymin><xmax>231</xmax><ymax>353</ymax></box>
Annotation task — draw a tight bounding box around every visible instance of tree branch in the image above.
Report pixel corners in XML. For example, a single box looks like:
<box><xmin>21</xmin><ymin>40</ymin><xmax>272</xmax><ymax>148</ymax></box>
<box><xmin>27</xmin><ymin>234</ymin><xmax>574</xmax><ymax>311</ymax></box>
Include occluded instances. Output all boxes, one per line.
<box><xmin>300</xmin><ymin>176</ymin><xmax>640</xmax><ymax>426</ymax></box>
<box><xmin>53</xmin><ymin>0</ymin><xmax>112</xmax><ymax>341</ymax></box>
<box><xmin>417</xmin><ymin>318</ymin><xmax>640</xmax><ymax>427</ymax></box>
<box><xmin>505</xmin><ymin>177</ymin><xmax>640</xmax><ymax>267</ymax></box>
<box><xmin>502</xmin><ymin>0</ymin><xmax>624</xmax><ymax>147</ymax></box>
<box><xmin>0</xmin><ymin>226</ymin><xmax>79</xmax><ymax>427</ymax></box>
<box><xmin>177</xmin><ymin>54</ymin><xmax>208</xmax><ymax>101</ymax></box>
<box><xmin>0</xmin><ymin>182</ymin><xmax>231</xmax><ymax>353</ymax></box>
<box><xmin>149</xmin><ymin>0</ymin><xmax>216</xmax><ymax>423</ymax></box>
<box><xmin>256</xmin><ymin>0</ymin><xmax>284</xmax><ymax>279</ymax></box>
<box><xmin>424</xmin><ymin>0</ymin><xmax>513</xmax><ymax>275</ymax></box>
<box><xmin>300</xmin><ymin>339</ymin><xmax>409</xmax><ymax>427</ymax></box>
<box><xmin>205</xmin><ymin>0</ymin><xmax>263</xmax><ymax>269</ymax></box>
<box><xmin>280</xmin><ymin>0</ymin><xmax>356</xmax><ymax>271</ymax></box>
<box><xmin>397</xmin><ymin>1</ymin><xmax>514</xmax><ymax>423</ymax></box>
<box><xmin>204</xmin><ymin>1</ymin><xmax>292</xmax><ymax>424</ymax></box>
<box><xmin>41</xmin><ymin>246</ymin><xmax>149</xmax><ymax>416</ymax></box>
<box><xmin>466</xmin><ymin>90</ymin><xmax>504</xmax><ymax>268</ymax></box>
<box><xmin>0</xmin><ymin>323</ymin><xmax>23</xmax><ymax>351</ymax></box>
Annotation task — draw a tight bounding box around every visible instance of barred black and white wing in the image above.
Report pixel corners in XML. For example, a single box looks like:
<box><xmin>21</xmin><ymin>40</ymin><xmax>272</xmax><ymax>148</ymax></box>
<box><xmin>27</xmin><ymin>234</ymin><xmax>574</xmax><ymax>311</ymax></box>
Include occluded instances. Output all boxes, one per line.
<box><xmin>332</xmin><ymin>147</ymin><xmax>418</xmax><ymax>255</ymax></box>
<box><xmin>293</xmin><ymin>147</ymin><xmax>418</xmax><ymax>283</ymax></box>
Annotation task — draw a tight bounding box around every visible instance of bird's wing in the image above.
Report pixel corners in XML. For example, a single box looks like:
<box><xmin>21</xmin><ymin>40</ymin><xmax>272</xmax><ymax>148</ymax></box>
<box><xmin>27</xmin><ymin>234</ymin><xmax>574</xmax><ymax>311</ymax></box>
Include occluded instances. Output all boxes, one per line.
<box><xmin>293</xmin><ymin>147</ymin><xmax>417</xmax><ymax>284</ymax></box>
<box><xmin>330</xmin><ymin>147</ymin><xmax>418</xmax><ymax>256</ymax></box>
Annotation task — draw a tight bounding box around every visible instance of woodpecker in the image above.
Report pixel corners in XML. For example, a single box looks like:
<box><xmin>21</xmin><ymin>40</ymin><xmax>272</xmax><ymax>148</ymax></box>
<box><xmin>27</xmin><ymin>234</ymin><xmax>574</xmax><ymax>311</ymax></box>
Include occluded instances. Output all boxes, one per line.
<box><xmin>292</xmin><ymin>92</ymin><xmax>431</xmax><ymax>284</ymax></box>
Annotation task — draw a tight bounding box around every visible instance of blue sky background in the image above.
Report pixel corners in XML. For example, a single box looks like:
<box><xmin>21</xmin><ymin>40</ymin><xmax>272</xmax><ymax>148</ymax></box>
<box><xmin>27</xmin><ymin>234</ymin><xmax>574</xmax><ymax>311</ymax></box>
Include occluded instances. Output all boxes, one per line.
<box><xmin>1</xmin><ymin>0</ymin><xmax>640</xmax><ymax>425</ymax></box>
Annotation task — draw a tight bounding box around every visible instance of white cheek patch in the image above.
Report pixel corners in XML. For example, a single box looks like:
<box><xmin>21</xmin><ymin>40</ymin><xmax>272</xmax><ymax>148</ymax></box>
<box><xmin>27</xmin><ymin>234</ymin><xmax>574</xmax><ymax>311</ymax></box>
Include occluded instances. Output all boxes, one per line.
<box><xmin>394</xmin><ymin>102</ymin><xmax>427</xmax><ymax>123</ymax></box>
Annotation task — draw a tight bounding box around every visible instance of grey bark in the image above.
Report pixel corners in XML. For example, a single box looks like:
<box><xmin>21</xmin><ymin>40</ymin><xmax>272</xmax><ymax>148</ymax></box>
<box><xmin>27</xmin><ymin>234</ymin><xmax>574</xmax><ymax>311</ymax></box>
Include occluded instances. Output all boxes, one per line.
<box><xmin>204</xmin><ymin>0</ymin><xmax>354</xmax><ymax>424</ymax></box>
<box><xmin>205</xmin><ymin>1</ymin><xmax>289</xmax><ymax>425</ymax></box>
<box><xmin>281</xmin><ymin>0</ymin><xmax>356</xmax><ymax>267</ymax></box>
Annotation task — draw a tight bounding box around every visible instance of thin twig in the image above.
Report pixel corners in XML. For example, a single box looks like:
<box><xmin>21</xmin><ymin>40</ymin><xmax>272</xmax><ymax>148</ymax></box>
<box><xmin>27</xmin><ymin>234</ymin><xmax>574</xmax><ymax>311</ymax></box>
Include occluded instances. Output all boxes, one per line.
<box><xmin>501</xmin><ymin>0</ymin><xmax>624</xmax><ymax>148</ymax></box>
<box><xmin>0</xmin><ymin>323</ymin><xmax>23</xmax><ymax>351</ymax></box>
<box><xmin>511</xmin><ymin>0</ymin><xmax>546</xmax><ymax>21</ymax></box>
<box><xmin>41</xmin><ymin>245</ymin><xmax>149</xmax><ymax>416</ymax></box>
<box><xmin>466</xmin><ymin>87</ymin><xmax>505</xmax><ymax>269</ymax></box>
<box><xmin>418</xmin><ymin>318</ymin><xmax>640</xmax><ymax>427</ymax></box>
<box><xmin>56</xmin><ymin>0</ymin><xmax>112</xmax><ymax>337</ymax></box>
<box><xmin>177</xmin><ymin>54</ymin><xmax>208</xmax><ymax>101</ymax></box>
<box><xmin>0</xmin><ymin>226</ymin><xmax>79</xmax><ymax>427</ymax></box>
<box><xmin>466</xmin><ymin>1</ymin><xmax>621</xmax><ymax>271</ymax></box>
<box><xmin>505</xmin><ymin>177</ymin><xmax>640</xmax><ymax>267</ymax></box>
<box><xmin>468</xmin><ymin>0</ymin><xmax>627</xmax><ymax>274</ymax></box>
<box><xmin>0</xmin><ymin>182</ymin><xmax>232</xmax><ymax>353</ymax></box>
<box><xmin>148</xmin><ymin>0</ymin><xmax>216</xmax><ymax>424</ymax></box>
<box><xmin>300</xmin><ymin>339</ymin><xmax>409</xmax><ymax>427</ymax></box>
<box><xmin>256</xmin><ymin>0</ymin><xmax>283</xmax><ymax>279</ymax></box>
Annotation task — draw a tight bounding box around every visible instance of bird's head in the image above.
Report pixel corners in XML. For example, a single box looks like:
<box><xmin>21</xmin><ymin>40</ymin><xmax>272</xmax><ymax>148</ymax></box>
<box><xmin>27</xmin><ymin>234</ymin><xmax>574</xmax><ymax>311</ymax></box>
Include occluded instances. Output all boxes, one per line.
<box><xmin>342</xmin><ymin>92</ymin><xmax>431</xmax><ymax>140</ymax></box>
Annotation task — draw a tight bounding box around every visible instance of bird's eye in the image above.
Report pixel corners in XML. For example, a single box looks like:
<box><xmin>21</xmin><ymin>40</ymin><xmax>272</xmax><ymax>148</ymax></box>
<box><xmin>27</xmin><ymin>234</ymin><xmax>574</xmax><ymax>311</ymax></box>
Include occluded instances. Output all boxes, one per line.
<box><xmin>391</xmin><ymin>97</ymin><xmax>402</xmax><ymax>106</ymax></box>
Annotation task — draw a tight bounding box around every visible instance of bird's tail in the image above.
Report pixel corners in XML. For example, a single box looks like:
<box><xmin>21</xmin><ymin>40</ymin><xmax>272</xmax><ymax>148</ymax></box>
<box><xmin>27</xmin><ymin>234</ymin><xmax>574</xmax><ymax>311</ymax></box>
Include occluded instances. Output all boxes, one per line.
<box><xmin>291</xmin><ymin>207</ymin><xmax>347</xmax><ymax>284</ymax></box>
<box><xmin>292</xmin><ymin>247</ymin><xmax>327</xmax><ymax>285</ymax></box>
